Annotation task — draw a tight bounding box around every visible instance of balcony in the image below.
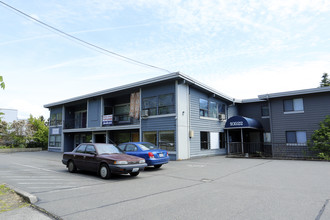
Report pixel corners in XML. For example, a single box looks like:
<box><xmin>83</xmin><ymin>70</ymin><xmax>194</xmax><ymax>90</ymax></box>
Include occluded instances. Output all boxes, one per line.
<box><xmin>64</xmin><ymin>118</ymin><xmax>87</xmax><ymax>129</ymax></box>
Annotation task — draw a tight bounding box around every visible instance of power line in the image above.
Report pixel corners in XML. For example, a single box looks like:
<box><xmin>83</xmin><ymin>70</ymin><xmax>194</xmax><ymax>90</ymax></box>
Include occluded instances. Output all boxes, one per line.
<box><xmin>0</xmin><ymin>1</ymin><xmax>171</xmax><ymax>73</ymax></box>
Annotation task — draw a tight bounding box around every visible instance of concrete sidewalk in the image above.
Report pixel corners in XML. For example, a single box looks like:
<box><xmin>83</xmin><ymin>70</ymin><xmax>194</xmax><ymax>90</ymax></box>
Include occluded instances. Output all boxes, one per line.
<box><xmin>0</xmin><ymin>184</ymin><xmax>59</xmax><ymax>220</ymax></box>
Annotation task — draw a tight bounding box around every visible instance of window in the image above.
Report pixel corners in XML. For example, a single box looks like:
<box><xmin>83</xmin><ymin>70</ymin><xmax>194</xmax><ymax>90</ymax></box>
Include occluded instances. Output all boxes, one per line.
<box><xmin>143</xmin><ymin>94</ymin><xmax>175</xmax><ymax>116</ymax></box>
<box><xmin>50</xmin><ymin>112</ymin><xmax>62</xmax><ymax>126</ymax></box>
<box><xmin>86</xmin><ymin>145</ymin><xmax>96</xmax><ymax>154</ymax></box>
<box><xmin>263</xmin><ymin>132</ymin><xmax>271</xmax><ymax>143</ymax></box>
<box><xmin>286</xmin><ymin>131</ymin><xmax>307</xmax><ymax>145</ymax></box>
<box><xmin>261</xmin><ymin>104</ymin><xmax>269</xmax><ymax>117</ymax></box>
<box><xmin>143</xmin><ymin>97</ymin><xmax>157</xmax><ymax>116</ymax></box>
<box><xmin>209</xmin><ymin>102</ymin><xmax>218</xmax><ymax>118</ymax></box>
<box><xmin>126</xmin><ymin>144</ymin><xmax>138</xmax><ymax>152</ymax></box>
<box><xmin>117</xmin><ymin>144</ymin><xmax>126</xmax><ymax>151</ymax></box>
<box><xmin>49</xmin><ymin>135</ymin><xmax>61</xmax><ymax>147</ymax></box>
<box><xmin>284</xmin><ymin>98</ymin><xmax>304</xmax><ymax>112</ymax></box>
<box><xmin>200</xmin><ymin>132</ymin><xmax>210</xmax><ymax>150</ymax></box>
<box><xmin>158</xmin><ymin>94</ymin><xmax>175</xmax><ymax>115</ymax></box>
<box><xmin>76</xmin><ymin>144</ymin><xmax>87</xmax><ymax>153</ymax></box>
<box><xmin>143</xmin><ymin>131</ymin><xmax>157</xmax><ymax>145</ymax></box>
<box><xmin>159</xmin><ymin>131</ymin><xmax>175</xmax><ymax>151</ymax></box>
<box><xmin>199</xmin><ymin>99</ymin><xmax>208</xmax><ymax>117</ymax></box>
<box><xmin>114</xmin><ymin>104</ymin><xmax>130</xmax><ymax>122</ymax></box>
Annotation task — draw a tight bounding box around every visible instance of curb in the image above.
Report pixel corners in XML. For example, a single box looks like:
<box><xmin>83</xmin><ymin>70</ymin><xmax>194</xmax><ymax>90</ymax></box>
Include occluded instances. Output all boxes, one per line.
<box><xmin>5</xmin><ymin>183</ymin><xmax>38</xmax><ymax>204</ymax></box>
<box><xmin>4</xmin><ymin>184</ymin><xmax>62</xmax><ymax>220</ymax></box>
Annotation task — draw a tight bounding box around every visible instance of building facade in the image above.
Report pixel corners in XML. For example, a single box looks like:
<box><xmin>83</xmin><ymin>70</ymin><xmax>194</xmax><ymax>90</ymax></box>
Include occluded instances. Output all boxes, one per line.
<box><xmin>44</xmin><ymin>72</ymin><xmax>330</xmax><ymax>159</ymax></box>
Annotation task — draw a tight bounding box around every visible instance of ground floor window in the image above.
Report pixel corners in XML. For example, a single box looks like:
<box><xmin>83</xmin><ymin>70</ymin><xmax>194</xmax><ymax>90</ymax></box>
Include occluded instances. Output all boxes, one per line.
<box><xmin>200</xmin><ymin>132</ymin><xmax>210</xmax><ymax>150</ymax></box>
<box><xmin>143</xmin><ymin>130</ymin><xmax>175</xmax><ymax>151</ymax></box>
<box><xmin>159</xmin><ymin>131</ymin><xmax>175</xmax><ymax>151</ymax></box>
<box><xmin>286</xmin><ymin>131</ymin><xmax>307</xmax><ymax>145</ymax></box>
<box><xmin>143</xmin><ymin>131</ymin><xmax>157</xmax><ymax>145</ymax></box>
<box><xmin>263</xmin><ymin>132</ymin><xmax>271</xmax><ymax>143</ymax></box>
<box><xmin>49</xmin><ymin>135</ymin><xmax>61</xmax><ymax>147</ymax></box>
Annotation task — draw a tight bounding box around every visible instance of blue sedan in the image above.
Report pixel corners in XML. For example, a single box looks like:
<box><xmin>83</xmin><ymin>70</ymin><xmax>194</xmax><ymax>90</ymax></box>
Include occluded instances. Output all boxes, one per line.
<box><xmin>118</xmin><ymin>142</ymin><xmax>169</xmax><ymax>168</ymax></box>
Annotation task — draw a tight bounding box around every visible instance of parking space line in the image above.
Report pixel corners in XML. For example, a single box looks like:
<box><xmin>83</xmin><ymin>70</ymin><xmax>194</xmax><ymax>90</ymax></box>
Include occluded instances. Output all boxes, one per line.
<box><xmin>12</xmin><ymin>163</ymin><xmax>59</xmax><ymax>173</ymax></box>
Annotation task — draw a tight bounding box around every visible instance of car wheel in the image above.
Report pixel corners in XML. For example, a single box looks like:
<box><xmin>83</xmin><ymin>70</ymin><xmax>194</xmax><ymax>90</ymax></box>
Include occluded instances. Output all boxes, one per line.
<box><xmin>154</xmin><ymin>164</ymin><xmax>162</xmax><ymax>169</ymax></box>
<box><xmin>130</xmin><ymin>171</ymin><xmax>139</xmax><ymax>177</ymax></box>
<box><xmin>99</xmin><ymin>164</ymin><xmax>111</xmax><ymax>179</ymax></box>
<box><xmin>68</xmin><ymin>161</ymin><xmax>77</xmax><ymax>173</ymax></box>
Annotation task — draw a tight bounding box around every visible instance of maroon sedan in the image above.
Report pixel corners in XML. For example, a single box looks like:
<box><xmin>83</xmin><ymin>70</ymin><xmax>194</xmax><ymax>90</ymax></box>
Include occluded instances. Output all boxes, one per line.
<box><xmin>62</xmin><ymin>143</ymin><xmax>147</xmax><ymax>179</ymax></box>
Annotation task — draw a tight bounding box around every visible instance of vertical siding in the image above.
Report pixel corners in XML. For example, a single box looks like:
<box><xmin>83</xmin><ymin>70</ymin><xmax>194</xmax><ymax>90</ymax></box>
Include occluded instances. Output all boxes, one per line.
<box><xmin>88</xmin><ymin>98</ymin><xmax>101</xmax><ymax>127</ymax></box>
<box><xmin>189</xmin><ymin>87</ymin><xmax>228</xmax><ymax>157</ymax></box>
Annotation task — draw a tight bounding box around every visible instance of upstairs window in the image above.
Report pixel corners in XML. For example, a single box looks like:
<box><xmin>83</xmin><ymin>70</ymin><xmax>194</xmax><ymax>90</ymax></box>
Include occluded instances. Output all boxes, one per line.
<box><xmin>209</xmin><ymin>102</ymin><xmax>218</xmax><ymax>118</ymax></box>
<box><xmin>50</xmin><ymin>112</ymin><xmax>62</xmax><ymax>126</ymax></box>
<box><xmin>143</xmin><ymin>96</ymin><xmax>157</xmax><ymax>116</ymax></box>
<box><xmin>261</xmin><ymin>104</ymin><xmax>269</xmax><ymax>117</ymax></box>
<box><xmin>199</xmin><ymin>99</ymin><xmax>208</xmax><ymax>117</ymax></box>
<box><xmin>158</xmin><ymin>94</ymin><xmax>175</xmax><ymax>115</ymax></box>
<box><xmin>114</xmin><ymin>104</ymin><xmax>130</xmax><ymax>122</ymax></box>
<box><xmin>284</xmin><ymin>98</ymin><xmax>304</xmax><ymax>112</ymax></box>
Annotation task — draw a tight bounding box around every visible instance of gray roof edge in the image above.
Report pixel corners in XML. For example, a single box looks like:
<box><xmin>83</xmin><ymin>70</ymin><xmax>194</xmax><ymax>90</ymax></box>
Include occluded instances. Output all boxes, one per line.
<box><xmin>240</xmin><ymin>98</ymin><xmax>265</xmax><ymax>103</ymax></box>
<box><xmin>177</xmin><ymin>72</ymin><xmax>234</xmax><ymax>102</ymax></box>
<box><xmin>44</xmin><ymin>72</ymin><xmax>181</xmax><ymax>108</ymax></box>
<box><xmin>258</xmin><ymin>86</ymin><xmax>330</xmax><ymax>100</ymax></box>
<box><xmin>44</xmin><ymin>72</ymin><xmax>234</xmax><ymax>108</ymax></box>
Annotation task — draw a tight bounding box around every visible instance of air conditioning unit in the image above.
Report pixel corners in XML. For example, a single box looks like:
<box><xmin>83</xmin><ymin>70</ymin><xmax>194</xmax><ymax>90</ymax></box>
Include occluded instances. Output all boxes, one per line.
<box><xmin>141</xmin><ymin>110</ymin><xmax>149</xmax><ymax>118</ymax></box>
<box><xmin>219</xmin><ymin>114</ymin><xmax>226</xmax><ymax>121</ymax></box>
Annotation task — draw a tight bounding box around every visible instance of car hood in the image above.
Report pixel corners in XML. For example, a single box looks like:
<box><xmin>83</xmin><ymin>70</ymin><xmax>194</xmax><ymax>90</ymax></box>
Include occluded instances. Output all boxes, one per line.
<box><xmin>98</xmin><ymin>153</ymin><xmax>142</xmax><ymax>161</ymax></box>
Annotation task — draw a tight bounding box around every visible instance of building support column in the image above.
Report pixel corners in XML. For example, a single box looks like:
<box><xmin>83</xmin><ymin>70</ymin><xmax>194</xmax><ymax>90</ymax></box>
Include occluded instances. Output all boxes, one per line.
<box><xmin>241</xmin><ymin>128</ymin><xmax>244</xmax><ymax>154</ymax></box>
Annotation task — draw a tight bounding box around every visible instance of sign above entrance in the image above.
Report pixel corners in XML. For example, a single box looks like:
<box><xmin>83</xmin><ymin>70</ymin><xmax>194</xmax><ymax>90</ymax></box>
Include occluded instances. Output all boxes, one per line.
<box><xmin>224</xmin><ymin>116</ymin><xmax>262</xmax><ymax>130</ymax></box>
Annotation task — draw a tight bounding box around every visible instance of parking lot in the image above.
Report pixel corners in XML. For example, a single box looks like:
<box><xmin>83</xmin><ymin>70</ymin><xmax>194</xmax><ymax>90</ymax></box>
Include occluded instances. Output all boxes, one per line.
<box><xmin>0</xmin><ymin>151</ymin><xmax>330</xmax><ymax>220</ymax></box>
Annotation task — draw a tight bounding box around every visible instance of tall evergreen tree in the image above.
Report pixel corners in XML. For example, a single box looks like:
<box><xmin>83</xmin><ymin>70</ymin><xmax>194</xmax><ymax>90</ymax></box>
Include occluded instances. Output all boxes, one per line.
<box><xmin>320</xmin><ymin>73</ymin><xmax>330</xmax><ymax>87</ymax></box>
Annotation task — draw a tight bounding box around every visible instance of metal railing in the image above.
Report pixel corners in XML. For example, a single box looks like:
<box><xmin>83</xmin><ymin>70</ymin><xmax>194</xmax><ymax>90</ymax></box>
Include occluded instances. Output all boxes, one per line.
<box><xmin>64</xmin><ymin>119</ymin><xmax>87</xmax><ymax>129</ymax></box>
<box><xmin>228</xmin><ymin>142</ymin><xmax>272</xmax><ymax>156</ymax></box>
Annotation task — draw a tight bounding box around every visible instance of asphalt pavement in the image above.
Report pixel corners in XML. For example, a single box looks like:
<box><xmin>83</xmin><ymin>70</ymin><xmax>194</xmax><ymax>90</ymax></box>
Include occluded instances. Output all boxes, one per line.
<box><xmin>0</xmin><ymin>151</ymin><xmax>330</xmax><ymax>220</ymax></box>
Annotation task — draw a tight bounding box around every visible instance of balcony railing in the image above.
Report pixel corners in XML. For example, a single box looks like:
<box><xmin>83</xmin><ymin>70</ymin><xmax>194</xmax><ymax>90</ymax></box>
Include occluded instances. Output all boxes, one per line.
<box><xmin>49</xmin><ymin>120</ymin><xmax>62</xmax><ymax>126</ymax></box>
<box><xmin>64</xmin><ymin>119</ymin><xmax>87</xmax><ymax>129</ymax></box>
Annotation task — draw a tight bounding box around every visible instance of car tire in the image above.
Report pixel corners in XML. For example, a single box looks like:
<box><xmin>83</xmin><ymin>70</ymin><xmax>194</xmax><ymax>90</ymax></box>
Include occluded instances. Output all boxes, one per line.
<box><xmin>130</xmin><ymin>171</ymin><xmax>139</xmax><ymax>177</ymax></box>
<box><xmin>154</xmin><ymin>164</ymin><xmax>162</xmax><ymax>169</ymax></box>
<box><xmin>68</xmin><ymin>161</ymin><xmax>77</xmax><ymax>173</ymax></box>
<box><xmin>99</xmin><ymin>164</ymin><xmax>111</xmax><ymax>179</ymax></box>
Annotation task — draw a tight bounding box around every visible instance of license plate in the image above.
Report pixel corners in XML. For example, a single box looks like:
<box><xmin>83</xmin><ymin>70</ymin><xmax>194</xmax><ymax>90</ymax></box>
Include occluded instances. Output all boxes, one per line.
<box><xmin>159</xmin><ymin>153</ymin><xmax>164</xmax><ymax>157</ymax></box>
<box><xmin>132</xmin><ymin>168</ymin><xmax>139</xmax><ymax>172</ymax></box>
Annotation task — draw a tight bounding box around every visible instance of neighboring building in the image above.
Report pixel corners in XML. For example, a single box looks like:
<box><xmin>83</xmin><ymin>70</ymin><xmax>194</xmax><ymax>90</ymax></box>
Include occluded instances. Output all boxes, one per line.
<box><xmin>0</xmin><ymin>108</ymin><xmax>18</xmax><ymax>123</ymax></box>
<box><xmin>44</xmin><ymin>72</ymin><xmax>330</xmax><ymax>159</ymax></box>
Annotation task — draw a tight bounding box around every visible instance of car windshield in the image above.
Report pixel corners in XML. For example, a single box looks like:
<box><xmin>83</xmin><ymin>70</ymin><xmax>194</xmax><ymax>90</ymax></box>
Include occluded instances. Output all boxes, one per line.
<box><xmin>138</xmin><ymin>143</ymin><xmax>158</xmax><ymax>151</ymax></box>
<box><xmin>95</xmin><ymin>144</ymin><xmax>123</xmax><ymax>154</ymax></box>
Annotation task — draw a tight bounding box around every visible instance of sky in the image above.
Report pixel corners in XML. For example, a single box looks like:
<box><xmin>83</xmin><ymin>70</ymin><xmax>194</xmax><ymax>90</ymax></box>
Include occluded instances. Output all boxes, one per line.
<box><xmin>1</xmin><ymin>0</ymin><xmax>330</xmax><ymax>119</ymax></box>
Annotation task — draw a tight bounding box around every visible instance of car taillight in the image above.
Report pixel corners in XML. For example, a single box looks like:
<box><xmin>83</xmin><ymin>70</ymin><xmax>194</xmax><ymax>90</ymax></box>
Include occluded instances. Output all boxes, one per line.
<box><xmin>148</xmin><ymin>152</ymin><xmax>155</xmax><ymax>158</ymax></box>
<box><xmin>166</xmin><ymin>152</ymin><xmax>168</xmax><ymax>157</ymax></box>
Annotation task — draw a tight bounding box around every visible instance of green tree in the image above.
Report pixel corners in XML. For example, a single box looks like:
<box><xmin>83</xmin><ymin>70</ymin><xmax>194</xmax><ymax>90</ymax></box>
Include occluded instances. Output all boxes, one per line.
<box><xmin>309</xmin><ymin>116</ymin><xmax>330</xmax><ymax>160</ymax></box>
<box><xmin>320</xmin><ymin>73</ymin><xmax>330</xmax><ymax>87</ymax></box>
<box><xmin>8</xmin><ymin>120</ymin><xmax>30</xmax><ymax>148</ymax></box>
<box><xmin>0</xmin><ymin>76</ymin><xmax>4</xmax><ymax>90</ymax></box>
<box><xmin>0</xmin><ymin>121</ymin><xmax>9</xmax><ymax>146</ymax></box>
<box><xmin>27</xmin><ymin>115</ymin><xmax>49</xmax><ymax>149</ymax></box>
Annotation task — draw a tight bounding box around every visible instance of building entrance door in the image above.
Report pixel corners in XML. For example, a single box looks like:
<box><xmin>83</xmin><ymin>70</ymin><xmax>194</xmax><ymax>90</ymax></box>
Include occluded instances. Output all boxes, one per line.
<box><xmin>94</xmin><ymin>133</ymin><xmax>106</xmax><ymax>143</ymax></box>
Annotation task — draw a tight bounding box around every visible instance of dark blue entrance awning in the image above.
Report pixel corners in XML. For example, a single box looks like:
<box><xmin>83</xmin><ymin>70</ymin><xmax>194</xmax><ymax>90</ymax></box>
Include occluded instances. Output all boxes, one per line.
<box><xmin>224</xmin><ymin>116</ymin><xmax>263</xmax><ymax>130</ymax></box>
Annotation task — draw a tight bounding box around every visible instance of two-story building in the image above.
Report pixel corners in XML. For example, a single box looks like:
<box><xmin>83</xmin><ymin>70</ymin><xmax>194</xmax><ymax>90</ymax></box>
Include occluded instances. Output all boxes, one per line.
<box><xmin>44</xmin><ymin>72</ymin><xmax>330</xmax><ymax>159</ymax></box>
